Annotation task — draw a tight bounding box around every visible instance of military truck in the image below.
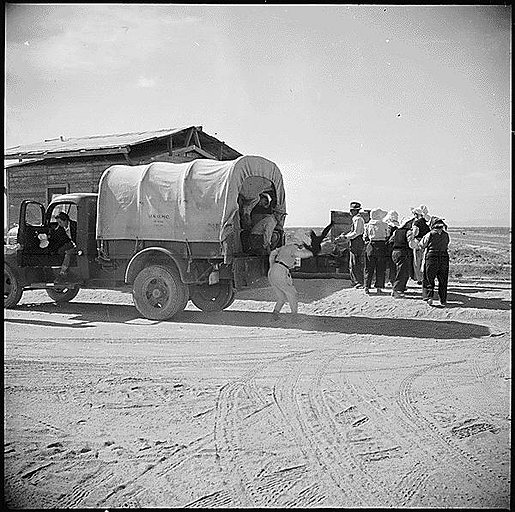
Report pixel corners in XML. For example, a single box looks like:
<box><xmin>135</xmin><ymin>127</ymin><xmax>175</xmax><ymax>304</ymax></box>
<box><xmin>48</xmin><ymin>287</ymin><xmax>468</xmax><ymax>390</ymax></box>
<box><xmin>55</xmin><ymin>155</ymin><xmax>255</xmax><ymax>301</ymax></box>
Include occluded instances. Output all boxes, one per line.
<box><xmin>3</xmin><ymin>156</ymin><xmax>287</xmax><ymax>320</ymax></box>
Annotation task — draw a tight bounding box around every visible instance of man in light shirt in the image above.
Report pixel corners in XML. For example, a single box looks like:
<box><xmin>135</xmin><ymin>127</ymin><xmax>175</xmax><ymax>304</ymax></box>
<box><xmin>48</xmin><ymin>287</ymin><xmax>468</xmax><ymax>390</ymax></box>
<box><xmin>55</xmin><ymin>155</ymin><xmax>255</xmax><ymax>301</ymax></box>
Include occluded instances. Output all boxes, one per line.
<box><xmin>268</xmin><ymin>231</ymin><xmax>314</xmax><ymax>320</ymax></box>
<box><xmin>336</xmin><ymin>201</ymin><xmax>365</xmax><ymax>288</ymax></box>
<box><xmin>363</xmin><ymin>208</ymin><xmax>388</xmax><ymax>294</ymax></box>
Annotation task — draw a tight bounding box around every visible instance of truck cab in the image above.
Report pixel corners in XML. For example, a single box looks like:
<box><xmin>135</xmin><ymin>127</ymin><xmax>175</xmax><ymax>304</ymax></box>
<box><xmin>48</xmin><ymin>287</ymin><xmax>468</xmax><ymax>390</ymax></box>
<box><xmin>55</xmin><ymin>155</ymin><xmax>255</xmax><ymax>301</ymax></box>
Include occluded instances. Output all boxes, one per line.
<box><xmin>4</xmin><ymin>194</ymin><xmax>99</xmax><ymax>306</ymax></box>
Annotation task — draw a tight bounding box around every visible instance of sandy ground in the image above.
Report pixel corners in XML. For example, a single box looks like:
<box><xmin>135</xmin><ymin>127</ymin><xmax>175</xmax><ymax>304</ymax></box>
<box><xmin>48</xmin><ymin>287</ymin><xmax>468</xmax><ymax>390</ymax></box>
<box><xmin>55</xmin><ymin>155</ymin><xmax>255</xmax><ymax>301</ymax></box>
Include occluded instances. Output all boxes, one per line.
<box><xmin>3</xmin><ymin>277</ymin><xmax>511</xmax><ymax>509</ymax></box>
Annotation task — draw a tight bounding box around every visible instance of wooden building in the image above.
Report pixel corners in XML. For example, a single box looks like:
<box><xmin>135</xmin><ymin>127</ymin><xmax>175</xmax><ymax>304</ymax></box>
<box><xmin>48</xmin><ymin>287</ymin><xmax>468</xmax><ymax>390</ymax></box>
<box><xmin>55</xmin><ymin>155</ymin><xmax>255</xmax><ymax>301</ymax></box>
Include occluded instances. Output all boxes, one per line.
<box><xmin>4</xmin><ymin>126</ymin><xmax>241</xmax><ymax>228</ymax></box>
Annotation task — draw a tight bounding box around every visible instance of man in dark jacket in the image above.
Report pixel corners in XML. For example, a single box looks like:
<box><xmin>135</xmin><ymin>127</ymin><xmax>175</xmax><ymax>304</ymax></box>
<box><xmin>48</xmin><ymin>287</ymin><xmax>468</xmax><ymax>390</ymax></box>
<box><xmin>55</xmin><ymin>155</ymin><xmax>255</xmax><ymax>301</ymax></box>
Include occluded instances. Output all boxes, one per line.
<box><xmin>419</xmin><ymin>218</ymin><xmax>450</xmax><ymax>306</ymax></box>
<box><xmin>389</xmin><ymin>220</ymin><xmax>411</xmax><ymax>298</ymax></box>
<box><xmin>50</xmin><ymin>212</ymin><xmax>78</xmax><ymax>283</ymax></box>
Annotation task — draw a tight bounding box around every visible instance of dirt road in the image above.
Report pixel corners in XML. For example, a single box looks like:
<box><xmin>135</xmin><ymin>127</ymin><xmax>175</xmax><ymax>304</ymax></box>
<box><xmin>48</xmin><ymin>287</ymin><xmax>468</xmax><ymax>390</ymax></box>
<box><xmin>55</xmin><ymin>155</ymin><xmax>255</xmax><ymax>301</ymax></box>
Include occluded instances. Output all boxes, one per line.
<box><xmin>4</xmin><ymin>279</ymin><xmax>511</xmax><ymax>508</ymax></box>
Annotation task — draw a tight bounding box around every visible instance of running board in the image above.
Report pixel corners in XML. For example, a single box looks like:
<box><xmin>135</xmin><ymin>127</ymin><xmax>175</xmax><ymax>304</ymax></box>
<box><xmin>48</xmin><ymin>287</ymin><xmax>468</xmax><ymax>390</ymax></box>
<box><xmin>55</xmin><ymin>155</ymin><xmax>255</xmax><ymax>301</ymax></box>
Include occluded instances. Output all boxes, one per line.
<box><xmin>25</xmin><ymin>282</ymin><xmax>81</xmax><ymax>289</ymax></box>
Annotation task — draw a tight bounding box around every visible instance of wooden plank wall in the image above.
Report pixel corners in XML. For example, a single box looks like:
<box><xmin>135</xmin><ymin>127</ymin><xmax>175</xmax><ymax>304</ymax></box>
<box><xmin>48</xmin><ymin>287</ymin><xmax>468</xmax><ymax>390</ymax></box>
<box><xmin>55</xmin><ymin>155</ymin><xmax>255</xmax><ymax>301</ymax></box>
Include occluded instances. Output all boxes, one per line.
<box><xmin>5</xmin><ymin>148</ymin><xmax>214</xmax><ymax>227</ymax></box>
<box><xmin>6</xmin><ymin>156</ymin><xmax>124</xmax><ymax>227</ymax></box>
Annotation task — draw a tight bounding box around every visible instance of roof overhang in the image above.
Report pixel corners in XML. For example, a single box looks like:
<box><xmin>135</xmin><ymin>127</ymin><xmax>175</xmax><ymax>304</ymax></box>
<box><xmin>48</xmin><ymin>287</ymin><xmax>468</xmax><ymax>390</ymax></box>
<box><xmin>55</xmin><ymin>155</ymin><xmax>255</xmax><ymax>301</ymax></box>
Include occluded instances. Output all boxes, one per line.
<box><xmin>5</xmin><ymin>147</ymin><xmax>130</xmax><ymax>161</ymax></box>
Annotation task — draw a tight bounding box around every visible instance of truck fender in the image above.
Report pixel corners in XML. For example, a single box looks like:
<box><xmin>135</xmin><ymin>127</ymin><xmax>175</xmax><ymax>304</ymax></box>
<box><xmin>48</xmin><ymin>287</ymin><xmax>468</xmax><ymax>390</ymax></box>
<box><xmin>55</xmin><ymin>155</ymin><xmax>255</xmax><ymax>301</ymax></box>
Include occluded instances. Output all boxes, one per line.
<box><xmin>124</xmin><ymin>247</ymin><xmax>188</xmax><ymax>285</ymax></box>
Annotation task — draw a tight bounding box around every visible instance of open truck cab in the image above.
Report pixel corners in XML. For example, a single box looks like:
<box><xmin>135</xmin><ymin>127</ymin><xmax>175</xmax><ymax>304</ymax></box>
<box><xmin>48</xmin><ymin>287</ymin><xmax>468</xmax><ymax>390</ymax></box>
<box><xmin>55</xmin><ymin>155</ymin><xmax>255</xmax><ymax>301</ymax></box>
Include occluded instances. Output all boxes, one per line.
<box><xmin>4</xmin><ymin>194</ymin><xmax>98</xmax><ymax>305</ymax></box>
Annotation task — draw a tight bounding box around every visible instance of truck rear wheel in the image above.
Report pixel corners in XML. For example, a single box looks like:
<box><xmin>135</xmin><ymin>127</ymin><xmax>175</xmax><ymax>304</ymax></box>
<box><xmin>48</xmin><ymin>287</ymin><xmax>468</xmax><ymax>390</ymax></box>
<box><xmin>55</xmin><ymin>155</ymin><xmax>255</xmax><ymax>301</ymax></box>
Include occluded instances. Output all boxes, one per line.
<box><xmin>46</xmin><ymin>286</ymin><xmax>80</xmax><ymax>303</ymax></box>
<box><xmin>4</xmin><ymin>264</ymin><xmax>23</xmax><ymax>308</ymax></box>
<box><xmin>133</xmin><ymin>264</ymin><xmax>189</xmax><ymax>320</ymax></box>
<box><xmin>190</xmin><ymin>281</ymin><xmax>235</xmax><ymax>312</ymax></box>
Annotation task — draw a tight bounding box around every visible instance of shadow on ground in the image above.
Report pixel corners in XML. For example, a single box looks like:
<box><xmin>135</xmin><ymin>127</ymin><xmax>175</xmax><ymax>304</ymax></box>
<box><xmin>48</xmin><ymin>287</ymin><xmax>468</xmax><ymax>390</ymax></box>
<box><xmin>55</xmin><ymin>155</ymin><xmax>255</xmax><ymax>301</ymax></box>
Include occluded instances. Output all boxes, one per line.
<box><xmin>236</xmin><ymin>278</ymin><xmax>352</xmax><ymax>303</ymax></box>
<box><xmin>400</xmin><ymin>286</ymin><xmax>511</xmax><ymax>311</ymax></box>
<box><xmin>8</xmin><ymin>301</ymin><xmax>491</xmax><ymax>339</ymax></box>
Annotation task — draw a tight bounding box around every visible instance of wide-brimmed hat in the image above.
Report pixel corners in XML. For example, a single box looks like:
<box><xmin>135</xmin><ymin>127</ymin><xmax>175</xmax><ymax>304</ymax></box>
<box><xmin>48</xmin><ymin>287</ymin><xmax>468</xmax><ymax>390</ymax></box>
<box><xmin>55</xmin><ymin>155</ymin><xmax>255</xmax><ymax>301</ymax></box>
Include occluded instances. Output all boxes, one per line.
<box><xmin>291</xmin><ymin>228</ymin><xmax>311</xmax><ymax>246</ymax></box>
<box><xmin>383</xmin><ymin>210</ymin><xmax>399</xmax><ymax>225</ymax></box>
<box><xmin>350</xmin><ymin>201</ymin><xmax>362</xmax><ymax>210</ymax></box>
<box><xmin>430</xmin><ymin>217</ymin><xmax>446</xmax><ymax>229</ymax></box>
<box><xmin>411</xmin><ymin>204</ymin><xmax>430</xmax><ymax>221</ymax></box>
<box><xmin>370</xmin><ymin>208</ymin><xmax>388</xmax><ymax>220</ymax></box>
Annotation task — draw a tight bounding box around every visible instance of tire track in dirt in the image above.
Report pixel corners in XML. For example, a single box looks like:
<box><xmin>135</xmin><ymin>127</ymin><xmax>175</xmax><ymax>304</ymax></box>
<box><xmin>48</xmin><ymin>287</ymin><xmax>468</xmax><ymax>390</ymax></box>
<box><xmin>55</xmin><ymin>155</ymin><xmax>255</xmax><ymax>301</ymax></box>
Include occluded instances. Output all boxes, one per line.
<box><xmin>260</xmin><ymin>340</ymin><xmax>439</xmax><ymax>507</ymax></box>
<box><xmin>396</xmin><ymin>360</ymin><xmax>509</xmax><ymax>503</ymax></box>
<box><xmin>185</xmin><ymin>489</ymin><xmax>234</xmax><ymax>508</ymax></box>
<box><xmin>83</xmin><ymin>349</ymin><xmax>315</xmax><ymax>508</ymax></box>
<box><xmin>251</xmin><ymin>464</ymin><xmax>309</xmax><ymax>506</ymax></box>
<box><xmin>4</xmin><ymin>474</ymin><xmax>58</xmax><ymax>509</ymax></box>
<box><xmin>336</xmin><ymin>326</ymin><xmax>507</xmax><ymax>506</ymax></box>
<box><xmin>56</xmin><ymin>462</ymin><xmax>119</xmax><ymax>508</ymax></box>
<box><xmin>95</xmin><ymin>434</ymin><xmax>214</xmax><ymax>507</ymax></box>
<box><xmin>212</xmin><ymin>380</ymin><xmax>253</xmax><ymax>507</ymax></box>
<box><xmin>312</xmin><ymin>348</ymin><xmax>443</xmax><ymax>506</ymax></box>
<box><xmin>241</xmin><ymin>373</ymin><xmax>327</xmax><ymax>508</ymax></box>
<box><xmin>303</xmin><ymin>351</ymin><xmax>397</xmax><ymax>506</ymax></box>
<box><xmin>95</xmin><ymin>354</ymin><xmax>287</xmax><ymax>507</ymax></box>
<box><xmin>434</xmin><ymin>339</ymin><xmax>508</xmax><ymax>422</ymax></box>
<box><xmin>322</xmin><ymin>333</ymin><xmax>509</xmax><ymax>507</ymax></box>
<box><xmin>210</xmin><ymin>350</ymin><xmax>317</xmax><ymax>508</ymax></box>
<box><xmin>282</xmin><ymin>482</ymin><xmax>326</xmax><ymax>507</ymax></box>
<box><xmin>271</xmin><ymin>348</ymin><xmax>381</xmax><ymax>506</ymax></box>
<box><xmin>338</xmin><ymin>369</ymin><xmax>446</xmax><ymax>506</ymax></box>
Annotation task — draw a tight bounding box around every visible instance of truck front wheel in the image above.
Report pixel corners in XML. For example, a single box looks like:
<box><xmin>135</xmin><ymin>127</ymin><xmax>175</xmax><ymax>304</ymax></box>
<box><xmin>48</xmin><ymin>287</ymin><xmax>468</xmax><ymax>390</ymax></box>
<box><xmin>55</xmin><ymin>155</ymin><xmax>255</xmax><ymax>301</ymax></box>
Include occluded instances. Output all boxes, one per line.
<box><xmin>133</xmin><ymin>264</ymin><xmax>189</xmax><ymax>320</ymax></box>
<box><xmin>4</xmin><ymin>264</ymin><xmax>23</xmax><ymax>308</ymax></box>
<box><xmin>190</xmin><ymin>281</ymin><xmax>235</xmax><ymax>312</ymax></box>
<box><xmin>46</xmin><ymin>286</ymin><xmax>80</xmax><ymax>303</ymax></box>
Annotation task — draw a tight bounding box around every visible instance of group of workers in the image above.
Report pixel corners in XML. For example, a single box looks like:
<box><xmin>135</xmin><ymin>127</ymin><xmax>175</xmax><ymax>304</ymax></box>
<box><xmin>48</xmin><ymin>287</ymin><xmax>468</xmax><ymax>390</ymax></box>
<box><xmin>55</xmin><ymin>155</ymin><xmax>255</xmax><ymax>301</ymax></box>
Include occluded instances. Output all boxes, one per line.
<box><xmin>48</xmin><ymin>192</ymin><xmax>451</xmax><ymax>315</ymax></box>
<box><xmin>267</xmin><ymin>200</ymin><xmax>451</xmax><ymax>319</ymax></box>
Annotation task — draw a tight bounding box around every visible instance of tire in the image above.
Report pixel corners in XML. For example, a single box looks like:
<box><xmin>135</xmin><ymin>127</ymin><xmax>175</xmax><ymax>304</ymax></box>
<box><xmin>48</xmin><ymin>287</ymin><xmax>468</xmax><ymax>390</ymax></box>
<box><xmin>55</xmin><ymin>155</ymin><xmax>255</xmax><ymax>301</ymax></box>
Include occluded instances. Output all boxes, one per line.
<box><xmin>132</xmin><ymin>264</ymin><xmax>189</xmax><ymax>320</ymax></box>
<box><xmin>190</xmin><ymin>280</ymin><xmax>235</xmax><ymax>312</ymax></box>
<box><xmin>4</xmin><ymin>264</ymin><xmax>23</xmax><ymax>308</ymax></box>
<box><xmin>46</xmin><ymin>286</ymin><xmax>80</xmax><ymax>303</ymax></box>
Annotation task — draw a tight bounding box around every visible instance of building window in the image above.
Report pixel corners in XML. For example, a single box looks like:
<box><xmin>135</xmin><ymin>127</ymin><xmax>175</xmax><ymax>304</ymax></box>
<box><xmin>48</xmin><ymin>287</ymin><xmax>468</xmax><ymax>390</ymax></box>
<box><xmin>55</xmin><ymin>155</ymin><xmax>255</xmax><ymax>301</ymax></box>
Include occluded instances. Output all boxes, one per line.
<box><xmin>47</xmin><ymin>185</ymin><xmax>68</xmax><ymax>205</ymax></box>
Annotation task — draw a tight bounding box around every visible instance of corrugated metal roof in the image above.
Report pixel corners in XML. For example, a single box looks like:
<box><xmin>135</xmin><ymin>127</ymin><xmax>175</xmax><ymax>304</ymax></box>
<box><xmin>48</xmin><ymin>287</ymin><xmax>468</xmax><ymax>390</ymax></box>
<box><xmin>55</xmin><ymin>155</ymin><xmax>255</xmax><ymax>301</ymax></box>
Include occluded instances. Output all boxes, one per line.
<box><xmin>5</xmin><ymin>126</ymin><xmax>195</xmax><ymax>158</ymax></box>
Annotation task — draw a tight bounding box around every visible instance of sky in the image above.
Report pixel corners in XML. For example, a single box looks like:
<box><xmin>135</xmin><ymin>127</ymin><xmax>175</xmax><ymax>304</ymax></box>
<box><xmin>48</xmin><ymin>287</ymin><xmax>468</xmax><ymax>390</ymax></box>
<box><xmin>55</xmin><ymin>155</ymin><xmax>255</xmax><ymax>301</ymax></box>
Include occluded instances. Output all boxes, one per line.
<box><xmin>4</xmin><ymin>3</ymin><xmax>512</xmax><ymax>227</ymax></box>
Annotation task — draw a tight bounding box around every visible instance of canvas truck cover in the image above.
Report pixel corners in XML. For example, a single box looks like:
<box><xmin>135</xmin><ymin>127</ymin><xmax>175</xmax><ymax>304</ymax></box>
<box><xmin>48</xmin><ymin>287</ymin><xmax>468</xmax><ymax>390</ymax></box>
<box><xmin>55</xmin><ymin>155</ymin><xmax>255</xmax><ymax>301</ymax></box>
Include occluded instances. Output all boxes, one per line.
<box><xmin>96</xmin><ymin>155</ymin><xmax>286</xmax><ymax>256</ymax></box>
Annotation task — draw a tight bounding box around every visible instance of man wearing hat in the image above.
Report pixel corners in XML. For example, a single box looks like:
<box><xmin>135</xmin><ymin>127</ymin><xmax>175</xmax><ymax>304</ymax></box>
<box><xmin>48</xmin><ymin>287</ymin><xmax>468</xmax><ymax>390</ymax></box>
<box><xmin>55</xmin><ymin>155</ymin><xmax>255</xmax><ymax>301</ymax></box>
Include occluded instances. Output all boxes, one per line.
<box><xmin>50</xmin><ymin>211</ymin><xmax>78</xmax><ymax>283</ymax></box>
<box><xmin>383</xmin><ymin>210</ymin><xmax>400</xmax><ymax>287</ymax></box>
<box><xmin>418</xmin><ymin>218</ymin><xmax>450</xmax><ymax>306</ymax></box>
<box><xmin>410</xmin><ymin>205</ymin><xmax>431</xmax><ymax>284</ymax></box>
<box><xmin>268</xmin><ymin>230</ymin><xmax>314</xmax><ymax>319</ymax></box>
<box><xmin>336</xmin><ymin>201</ymin><xmax>366</xmax><ymax>288</ymax></box>
<box><xmin>363</xmin><ymin>208</ymin><xmax>389</xmax><ymax>294</ymax></box>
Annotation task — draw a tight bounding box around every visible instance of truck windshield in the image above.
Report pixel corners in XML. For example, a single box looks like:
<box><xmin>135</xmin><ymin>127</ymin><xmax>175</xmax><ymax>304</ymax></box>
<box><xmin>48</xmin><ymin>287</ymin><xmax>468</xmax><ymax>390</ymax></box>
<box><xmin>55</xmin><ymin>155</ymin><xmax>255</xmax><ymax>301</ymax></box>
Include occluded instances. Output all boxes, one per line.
<box><xmin>50</xmin><ymin>203</ymin><xmax>77</xmax><ymax>223</ymax></box>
